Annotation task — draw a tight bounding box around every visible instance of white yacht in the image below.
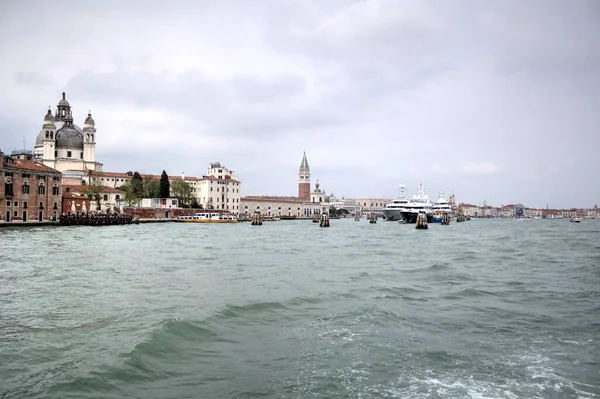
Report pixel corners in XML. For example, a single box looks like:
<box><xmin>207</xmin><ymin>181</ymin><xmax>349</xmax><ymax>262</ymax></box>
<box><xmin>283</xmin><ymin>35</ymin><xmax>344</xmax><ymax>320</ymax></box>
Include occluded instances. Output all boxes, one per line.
<box><xmin>431</xmin><ymin>190</ymin><xmax>453</xmax><ymax>223</ymax></box>
<box><xmin>382</xmin><ymin>184</ymin><xmax>410</xmax><ymax>221</ymax></box>
<box><xmin>399</xmin><ymin>184</ymin><xmax>434</xmax><ymax>224</ymax></box>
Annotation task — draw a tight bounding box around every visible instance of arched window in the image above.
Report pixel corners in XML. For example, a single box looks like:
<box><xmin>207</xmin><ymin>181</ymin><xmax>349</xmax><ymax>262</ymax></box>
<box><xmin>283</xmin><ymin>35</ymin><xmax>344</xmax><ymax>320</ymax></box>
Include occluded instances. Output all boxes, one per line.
<box><xmin>115</xmin><ymin>195</ymin><xmax>120</xmax><ymax>200</ymax></box>
<box><xmin>22</xmin><ymin>182</ymin><xmax>29</xmax><ymax>194</ymax></box>
<box><xmin>52</xmin><ymin>185</ymin><xmax>59</xmax><ymax>195</ymax></box>
<box><xmin>37</xmin><ymin>183</ymin><xmax>45</xmax><ymax>195</ymax></box>
<box><xmin>103</xmin><ymin>194</ymin><xmax>108</xmax><ymax>201</ymax></box>
<box><xmin>50</xmin><ymin>132</ymin><xmax>53</xmax><ymax>140</ymax></box>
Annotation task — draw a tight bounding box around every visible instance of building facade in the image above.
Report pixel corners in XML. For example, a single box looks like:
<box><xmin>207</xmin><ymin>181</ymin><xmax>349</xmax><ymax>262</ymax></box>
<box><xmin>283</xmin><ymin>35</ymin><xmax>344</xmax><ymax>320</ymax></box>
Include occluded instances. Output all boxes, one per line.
<box><xmin>195</xmin><ymin>163</ymin><xmax>241</xmax><ymax>212</ymax></box>
<box><xmin>33</xmin><ymin>93</ymin><xmax>103</xmax><ymax>180</ymax></box>
<box><xmin>1</xmin><ymin>150</ymin><xmax>62</xmax><ymax>222</ymax></box>
<box><xmin>240</xmin><ymin>152</ymin><xmax>329</xmax><ymax>218</ymax></box>
<box><xmin>88</xmin><ymin>161</ymin><xmax>242</xmax><ymax>212</ymax></box>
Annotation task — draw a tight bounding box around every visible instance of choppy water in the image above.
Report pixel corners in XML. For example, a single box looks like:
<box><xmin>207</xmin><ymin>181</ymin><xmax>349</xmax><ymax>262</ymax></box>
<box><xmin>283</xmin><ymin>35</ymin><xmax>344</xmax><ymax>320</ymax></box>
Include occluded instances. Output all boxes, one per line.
<box><xmin>0</xmin><ymin>219</ymin><xmax>599</xmax><ymax>398</ymax></box>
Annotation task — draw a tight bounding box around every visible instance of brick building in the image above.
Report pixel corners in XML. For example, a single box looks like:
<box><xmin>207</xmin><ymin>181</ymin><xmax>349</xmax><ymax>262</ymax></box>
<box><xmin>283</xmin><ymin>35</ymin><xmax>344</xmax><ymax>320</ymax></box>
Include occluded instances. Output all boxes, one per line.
<box><xmin>1</xmin><ymin>150</ymin><xmax>62</xmax><ymax>222</ymax></box>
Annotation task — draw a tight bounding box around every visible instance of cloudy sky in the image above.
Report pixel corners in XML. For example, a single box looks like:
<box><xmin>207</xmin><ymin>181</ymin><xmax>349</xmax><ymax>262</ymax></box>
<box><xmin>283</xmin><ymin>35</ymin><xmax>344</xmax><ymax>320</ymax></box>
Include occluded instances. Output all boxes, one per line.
<box><xmin>1</xmin><ymin>0</ymin><xmax>599</xmax><ymax>208</ymax></box>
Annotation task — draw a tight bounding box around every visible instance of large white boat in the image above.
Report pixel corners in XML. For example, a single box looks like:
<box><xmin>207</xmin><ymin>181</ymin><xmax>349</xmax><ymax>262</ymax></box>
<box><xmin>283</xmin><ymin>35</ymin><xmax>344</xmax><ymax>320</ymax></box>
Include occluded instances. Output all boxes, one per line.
<box><xmin>382</xmin><ymin>184</ymin><xmax>410</xmax><ymax>221</ymax></box>
<box><xmin>399</xmin><ymin>184</ymin><xmax>434</xmax><ymax>224</ymax></box>
<box><xmin>177</xmin><ymin>212</ymin><xmax>238</xmax><ymax>223</ymax></box>
<box><xmin>431</xmin><ymin>190</ymin><xmax>453</xmax><ymax>223</ymax></box>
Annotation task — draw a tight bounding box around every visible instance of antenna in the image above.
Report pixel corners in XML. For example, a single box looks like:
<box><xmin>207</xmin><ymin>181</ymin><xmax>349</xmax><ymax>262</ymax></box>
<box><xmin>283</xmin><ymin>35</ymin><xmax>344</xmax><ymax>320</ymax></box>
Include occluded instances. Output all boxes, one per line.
<box><xmin>23</xmin><ymin>135</ymin><xmax>26</xmax><ymax>150</ymax></box>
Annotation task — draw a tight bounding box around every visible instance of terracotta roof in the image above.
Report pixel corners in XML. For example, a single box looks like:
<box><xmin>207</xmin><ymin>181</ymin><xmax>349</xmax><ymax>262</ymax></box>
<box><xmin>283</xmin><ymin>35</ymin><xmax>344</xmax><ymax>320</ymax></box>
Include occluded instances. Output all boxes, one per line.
<box><xmin>92</xmin><ymin>170</ymin><xmax>239</xmax><ymax>184</ymax></box>
<box><xmin>2</xmin><ymin>158</ymin><xmax>61</xmax><ymax>173</ymax></box>
<box><xmin>63</xmin><ymin>191</ymin><xmax>88</xmax><ymax>199</ymax></box>
<box><xmin>241</xmin><ymin>195</ymin><xmax>307</xmax><ymax>204</ymax></box>
<box><xmin>64</xmin><ymin>184</ymin><xmax>125</xmax><ymax>194</ymax></box>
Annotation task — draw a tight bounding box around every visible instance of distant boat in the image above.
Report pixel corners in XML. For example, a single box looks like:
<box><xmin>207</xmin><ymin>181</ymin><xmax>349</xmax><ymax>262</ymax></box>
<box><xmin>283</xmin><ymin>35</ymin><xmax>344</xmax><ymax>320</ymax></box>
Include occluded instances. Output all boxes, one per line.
<box><xmin>570</xmin><ymin>216</ymin><xmax>582</xmax><ymax>223</ymax></box>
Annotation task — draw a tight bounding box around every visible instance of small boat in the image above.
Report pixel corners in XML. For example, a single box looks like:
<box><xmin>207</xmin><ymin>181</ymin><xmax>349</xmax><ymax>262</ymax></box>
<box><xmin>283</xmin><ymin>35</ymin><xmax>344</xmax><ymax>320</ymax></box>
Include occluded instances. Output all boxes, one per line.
<box><xmin>570</xmin><ymin>216</ymin><xmax>582</xmax><ymax>223</ymax></box>
<box><xmin>177</xmin><ymin>212</ymin><xmax>238</xmax><ymax>223</ymax></box>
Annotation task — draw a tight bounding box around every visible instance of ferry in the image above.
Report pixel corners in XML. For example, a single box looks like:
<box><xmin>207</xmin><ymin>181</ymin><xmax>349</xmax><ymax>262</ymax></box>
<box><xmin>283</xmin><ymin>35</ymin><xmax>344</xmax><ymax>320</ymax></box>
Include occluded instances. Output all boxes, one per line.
<box><xmin>431</xmin><ymin>190</ymin><xmax>453</xmax><ymax>223</ymax></box>
<box><xmin>570</xmin><ymin>216</ymin><xmax>582</xmax><ymax>223</ymax></box>
<box><xmin>177</xmin><ymin>212</ymin><xmax>238</xmax><ymax>223</ymax></box>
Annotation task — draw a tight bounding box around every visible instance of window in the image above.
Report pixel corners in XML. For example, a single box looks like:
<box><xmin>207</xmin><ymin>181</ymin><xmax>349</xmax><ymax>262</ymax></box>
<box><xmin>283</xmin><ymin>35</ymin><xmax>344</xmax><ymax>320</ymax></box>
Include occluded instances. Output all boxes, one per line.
<box><xmin>13</xmin><ymin>210</ymin><xmax>18</xmax><ymax>217</ymax></box>
<box><xmin>38</xmin><ymin>185</ymin><xmax>45</xmax><ymax>195</ymax></box>
<box><xmin>22</xmin><ymin>173</ymin><xmax>30</xmax><ymax>178</ymax></box>
<box><xmin>52</xmin><ymin>186</ymin><xmax>59</xmax><ymax>195</ymax></box>
<box><xmin>67</xmin><ymin>151</ymin><xmax>72</xmax><ymax>158</ymax></box>
<box><xmin>53</xmin><ymin>202</ymin><xmax>58</xmax><ymax>210</ymax></box>
<box><xmin>103</xmin><ymin>194</ymin><xmax>108</xmax><ymax>201</ymax></box>
<box><xmin>13</xmin><ymin>201</ymin><xmax>18</xmax><ymax>207</ymax></box>
<box><xmin>22</xmin><ymin>183</ymin><xmax>29</xmax><ymax>194</ymax></box>
<box><xmin>23</xmin><ymin>202</ymin><xmax>28</xmax><ymax>209</ymax></box>
<box><xmin>53</xmin><ymin>176</ymin><xmax>59</xmax><ymax>181</ymax></box>
<box><xmin>55</xmin><ymin>151</ymin><xmax>57</xmax><ymax>157</ymax></box>
<box><xmin>39</xmin><ymin>202</ymin><xmax>44</xmax><ymax>209</ymax></box>
<box><xmin>6</xmin><ymin>200</ymin><xmax>10</xmax><ymax>207</ymax></box>
<box><xmin>80</xmin><ymin>153</ymin><xmax>83</xmax><ymax>159</ymax></box>
<box><xmin>5</xmin><ymin>172</ymin><xmax>13</xmax><ymax>177</ymax></box>
<box><xmin>4</xmin><ymin>181</ymin><xmax>13</xmax><ymax>196</ymax></box>
<box><xmin>115</xmin><ymin>195</ymin><xmax>120</xmax><ymax>201</ymax></box>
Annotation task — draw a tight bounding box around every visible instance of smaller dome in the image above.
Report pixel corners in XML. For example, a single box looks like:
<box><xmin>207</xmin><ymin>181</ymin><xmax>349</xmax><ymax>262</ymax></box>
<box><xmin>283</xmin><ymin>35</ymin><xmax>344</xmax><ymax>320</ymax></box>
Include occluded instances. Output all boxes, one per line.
<box><xmin>57</xmin><ymin>92</ymin><xmax>70</xmax><ymax>107</ymax></box>
<box><xmin>84</xmin><ymin>111</ymin><xmax>95</xmax><ymax>125</ymax></box>
<box><xmin>44</xmin><ymin>108</ymin><xmax>55</xmax><ymax>122</ymax></box>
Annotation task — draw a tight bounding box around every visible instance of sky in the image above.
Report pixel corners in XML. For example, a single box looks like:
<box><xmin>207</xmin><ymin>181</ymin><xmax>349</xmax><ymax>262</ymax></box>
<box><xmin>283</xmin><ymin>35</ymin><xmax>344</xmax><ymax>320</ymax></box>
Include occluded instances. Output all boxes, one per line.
<box><xmin>1</xmin><ymin>0</ymin><xmax>599</xmax><ymax>208</ymax></box>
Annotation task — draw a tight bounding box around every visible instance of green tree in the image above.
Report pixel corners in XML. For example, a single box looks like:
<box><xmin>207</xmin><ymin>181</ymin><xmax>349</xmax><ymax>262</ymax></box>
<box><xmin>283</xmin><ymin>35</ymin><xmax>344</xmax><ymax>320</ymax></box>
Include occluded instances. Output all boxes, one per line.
<box><xmin>143</xmin><ymin>178</ymin><xmax>160</xmax><ymax>198</ymax></box>
<box><xmin>159</xmin><ymin>170</ymin><xmax>170</xmax><ymax>198</ymax></box>
<box><xmin>118</xmin><ymin>183</ymin><xmax>141</xmax><ymax>206</ymax></box>
<box><xmin>171</xmin><ymin>179</ymin><xmax>193</xmax><ymax>206</ymax></box>
<box><xmin>131</xmin><ymin>172</ymin><xmax>144</xmax><ymax>197</ymax></box>
<box><xmin>81</xmin><ymin>176</ymin><xmax>103</xmax><ymax>210</ymax></box>
<box><xmin>190</xmin><ymin>198</ymin><xmax>202</xmax><ymax>209</ymax></box>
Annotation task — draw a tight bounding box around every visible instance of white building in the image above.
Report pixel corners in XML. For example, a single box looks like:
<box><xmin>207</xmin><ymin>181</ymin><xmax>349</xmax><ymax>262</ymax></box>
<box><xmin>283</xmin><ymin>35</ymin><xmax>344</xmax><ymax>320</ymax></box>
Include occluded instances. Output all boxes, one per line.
<box><xmin>33</xmin><ymin>93</ymin><xmax>103</xmax><ymax>184</ymax></box>
<box><xmin>194</xmin><ymin>162</ymin><xmax>241</xmax><ymax>212</ymax></box>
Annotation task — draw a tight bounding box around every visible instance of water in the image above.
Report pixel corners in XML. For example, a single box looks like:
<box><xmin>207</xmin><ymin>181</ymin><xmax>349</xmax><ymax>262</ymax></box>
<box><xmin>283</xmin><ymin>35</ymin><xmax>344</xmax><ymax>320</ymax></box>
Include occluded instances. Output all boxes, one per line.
<box><xmin>1</xmin><ymin>219</ymin><xmax>599</xmax><ymax>398</ymax></box>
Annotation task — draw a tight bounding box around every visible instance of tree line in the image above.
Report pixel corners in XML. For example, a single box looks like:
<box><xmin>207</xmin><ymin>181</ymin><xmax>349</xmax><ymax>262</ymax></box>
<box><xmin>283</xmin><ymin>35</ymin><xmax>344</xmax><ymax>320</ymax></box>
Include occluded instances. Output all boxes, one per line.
<box><xmin>84</xmin><ymin>170</ymin><xmax>202</xmax><ymax>208</ymax></box>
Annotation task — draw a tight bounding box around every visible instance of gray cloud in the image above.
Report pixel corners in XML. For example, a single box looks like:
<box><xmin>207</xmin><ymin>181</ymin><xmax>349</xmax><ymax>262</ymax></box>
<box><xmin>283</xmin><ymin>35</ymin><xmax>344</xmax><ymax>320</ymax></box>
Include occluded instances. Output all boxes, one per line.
<box><xmin>0</xmin><ymin>0</ymin><xmax>599</xmax><ymax>208</ymax></box>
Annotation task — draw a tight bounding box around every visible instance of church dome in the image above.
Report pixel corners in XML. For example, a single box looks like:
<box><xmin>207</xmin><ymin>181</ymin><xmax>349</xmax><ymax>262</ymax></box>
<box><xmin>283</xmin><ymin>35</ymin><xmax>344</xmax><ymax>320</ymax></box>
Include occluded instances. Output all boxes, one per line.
<box><xmin>55</xmin><ymin>124</ymin><xmax>84</xmax><ymax>149</ymax></box>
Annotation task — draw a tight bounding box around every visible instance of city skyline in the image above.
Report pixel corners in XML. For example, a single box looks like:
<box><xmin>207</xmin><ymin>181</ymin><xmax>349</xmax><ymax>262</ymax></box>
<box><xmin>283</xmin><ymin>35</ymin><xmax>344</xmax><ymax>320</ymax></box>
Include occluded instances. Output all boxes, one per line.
<box><xmin>1</xmin><ymin>0</ymin><xmax>599</xmax><ymax>208</ymax></box>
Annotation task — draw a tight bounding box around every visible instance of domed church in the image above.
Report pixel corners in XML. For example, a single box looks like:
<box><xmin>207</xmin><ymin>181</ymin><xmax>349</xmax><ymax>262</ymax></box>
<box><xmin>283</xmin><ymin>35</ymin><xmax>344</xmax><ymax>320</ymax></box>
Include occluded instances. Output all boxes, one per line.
<box><xmin>33</xmin><ymin>92</ymin><xmax>103</xmax><ymax>181</ymax></box>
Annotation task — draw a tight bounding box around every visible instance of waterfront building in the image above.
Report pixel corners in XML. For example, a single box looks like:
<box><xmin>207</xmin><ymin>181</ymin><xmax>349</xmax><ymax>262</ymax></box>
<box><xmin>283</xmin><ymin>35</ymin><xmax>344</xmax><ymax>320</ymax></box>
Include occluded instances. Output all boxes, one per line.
<box><xmin>349</xmin><ymin>198</ymin><xmax>392</xmax><ymax>215</ymax></box>
<box><xmin>240</xmin><ymin>152</ymin><xmax>327</xmax><ymax>218</ymax></box>
<box><xmin>62</xmin><ymin>184</ymin><xmax>125</xmax><ymax>212</ymax></box>
<box><xmin>195</xmin><ymin>162</ymin><xmax>241</xmax><ymax>212</ymax></box>
<box><xmin>62</xmin><ymin>191</ymin><xmax>91</xmax><ymax>215</ymax></box>
<box><xmin>1</xmin><ymin>149</ymin><xmax>62</xmax><ymax>222</ymax></box>
<box><xmin>33</xmin><ymin>93</ymin><xmax>103</xmax><ymax>182</ymax></box>
<box><xmin>89</xmin><ymin>161</ymin><xmax>242</xmax><ymax>212</ymax></box>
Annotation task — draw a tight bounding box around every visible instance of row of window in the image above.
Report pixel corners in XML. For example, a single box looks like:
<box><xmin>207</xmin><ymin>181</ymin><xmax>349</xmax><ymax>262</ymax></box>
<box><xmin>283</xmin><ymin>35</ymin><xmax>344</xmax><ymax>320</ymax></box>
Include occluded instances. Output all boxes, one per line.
<box><xmin>6</xmin><ymin>200</ymin><xmax>58</xmax><ymax>209</ymax></box>
<box><xmin>0</xmin><ymin>171</ymin><xmax>59</xmax><ymax>181</ymax></box>
<box><xmin>3</xmin><ymin>182</ymin><xmax>60</xmax><ymax>196</ymax></box>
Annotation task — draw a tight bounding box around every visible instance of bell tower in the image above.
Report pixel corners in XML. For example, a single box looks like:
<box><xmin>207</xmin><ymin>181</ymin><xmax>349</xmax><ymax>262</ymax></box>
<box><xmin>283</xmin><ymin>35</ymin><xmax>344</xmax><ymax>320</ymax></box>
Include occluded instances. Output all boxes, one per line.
<box><xmin>42</xmin><ymin>108</ymin><xmax>56</xmax><ymax>168</ymax></box>
<box><xmin>83</xmin><ymin>111</ymin><xmax>97</xmax><ymax>169</ymax></box>
<box><xmin>298</xmin><ymin>151</ymin><xmax>310</xmax><ymax>201</ymax></box>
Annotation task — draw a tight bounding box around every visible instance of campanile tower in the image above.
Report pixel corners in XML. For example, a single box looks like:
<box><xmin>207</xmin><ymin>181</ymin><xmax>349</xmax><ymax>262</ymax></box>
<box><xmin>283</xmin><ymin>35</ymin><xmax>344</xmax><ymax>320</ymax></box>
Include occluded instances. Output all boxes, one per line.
<box><xmin>298</xmin><ymin>151</ymin><xmax>310</xmax><ymax>200</ymax></box>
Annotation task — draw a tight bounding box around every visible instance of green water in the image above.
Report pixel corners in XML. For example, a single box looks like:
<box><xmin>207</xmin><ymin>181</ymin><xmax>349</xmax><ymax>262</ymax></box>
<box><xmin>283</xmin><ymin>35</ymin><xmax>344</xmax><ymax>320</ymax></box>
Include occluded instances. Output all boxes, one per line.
<box><xmin>1</xmin><ymin>219</ymin><xmax>599</xmax><ymax>398</ymax></box>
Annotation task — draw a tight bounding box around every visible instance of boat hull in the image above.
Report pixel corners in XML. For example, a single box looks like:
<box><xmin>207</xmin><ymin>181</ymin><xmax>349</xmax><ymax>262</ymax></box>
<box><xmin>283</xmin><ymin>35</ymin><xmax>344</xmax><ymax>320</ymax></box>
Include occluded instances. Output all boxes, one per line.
<box><xmin>382</xmin><ymin>209</ymin><xmax>404</xmax><ymax>221</ymax></box>
<box><xmin>400</xmin><ymin>211</ymin><xmax>433</xmax><ymax>224</ymax></box>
